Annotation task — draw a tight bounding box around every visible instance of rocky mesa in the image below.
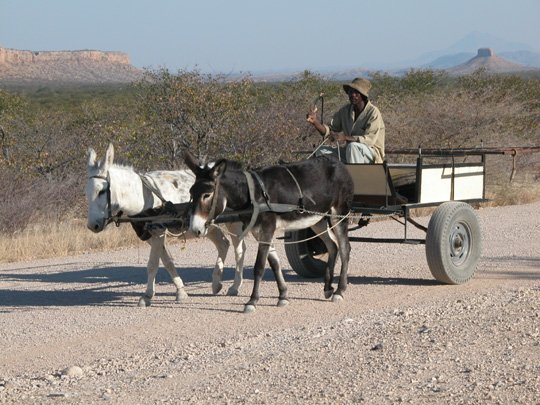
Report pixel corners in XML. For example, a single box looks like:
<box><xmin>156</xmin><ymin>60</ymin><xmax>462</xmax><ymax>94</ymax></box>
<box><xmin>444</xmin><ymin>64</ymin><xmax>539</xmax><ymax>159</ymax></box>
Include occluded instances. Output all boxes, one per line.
<box><xmin>0</xmin><ymin>46</ymin><xmax>143</xmax><ymax>86</ymax></box>
<box><xmin>447</xmin><ymin>48</ymin><xmax>536</xmax><ymax>75</ymax></box>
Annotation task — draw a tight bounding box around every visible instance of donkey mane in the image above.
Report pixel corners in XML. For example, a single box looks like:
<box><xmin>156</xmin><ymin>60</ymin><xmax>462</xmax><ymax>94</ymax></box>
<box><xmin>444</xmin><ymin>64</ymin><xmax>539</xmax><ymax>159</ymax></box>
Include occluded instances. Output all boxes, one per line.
<box><xmin>110</xmin><ymin>162</ymin><xmax>136</xmax><ymax>173</ymax></box>
<box><xmin>88</xmin><ymin>159</ymin><xmax>135</xmax><ymax>178</ymax></box>
<box><xmin>216</xmin><ymin>159</ymin><xmax>243</xmax><ymax>172</ymax></box>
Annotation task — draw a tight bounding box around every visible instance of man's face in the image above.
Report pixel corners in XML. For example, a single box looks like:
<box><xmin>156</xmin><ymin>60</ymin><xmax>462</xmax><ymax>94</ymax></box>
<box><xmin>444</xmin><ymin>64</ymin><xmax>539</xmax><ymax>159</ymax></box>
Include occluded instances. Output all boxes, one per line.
<box><xmin>347</xmin><ymin>88</ymin><xmax>364</xmax><ymax>108</ymax></box>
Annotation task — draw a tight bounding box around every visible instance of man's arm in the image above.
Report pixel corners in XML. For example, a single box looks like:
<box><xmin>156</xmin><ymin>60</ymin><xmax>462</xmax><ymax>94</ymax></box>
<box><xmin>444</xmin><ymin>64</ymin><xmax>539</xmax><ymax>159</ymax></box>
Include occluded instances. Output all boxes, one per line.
<box><xmin>306</xmin><ymin>107</ymin><xmax>327</xmax><ymax>137</ymax></box>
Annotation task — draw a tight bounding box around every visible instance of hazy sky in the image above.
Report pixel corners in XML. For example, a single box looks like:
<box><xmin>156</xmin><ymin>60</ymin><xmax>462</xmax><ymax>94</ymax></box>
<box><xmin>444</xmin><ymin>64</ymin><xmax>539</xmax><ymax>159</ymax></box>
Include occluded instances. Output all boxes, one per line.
<box><xmin>1</xmin><ymin>0</ymin><xmax>539</xmax><ymax>73</ymax></box>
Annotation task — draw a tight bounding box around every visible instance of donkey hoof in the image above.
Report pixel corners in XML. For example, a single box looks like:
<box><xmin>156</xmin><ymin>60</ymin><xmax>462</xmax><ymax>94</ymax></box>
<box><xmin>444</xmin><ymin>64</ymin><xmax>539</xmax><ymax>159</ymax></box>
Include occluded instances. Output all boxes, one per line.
<box><xmin>212</xmin><ymin>283</ymin><xmax>223</xmax><ymax>295</ymax></box>
<box><xmin>324</xmin><ymin>289</ymin><xmax>334</xmax><ymax>299</ymax></box>
<box><xmin>138</xmin><ymin>296</ymin><xmax>152</xmax><ymax>307</ymax></box>
<box><xmin>176</xmin><ymin>289</ymin><xmax>189</xmax><ymax>302</ymax></box>
<box><xmin>277</xmin><ymin>299</ymin><xmax>290</xmax><ymax>307</ymax></box>
<box><xmin>243</xmin><ymin>304</ymin><xmax>256</xmax><ymax>314</ymax></box>
<box><xmin>332</xmin><ymin>294</ymin><xmax>344</xmax><ymax>303</ymax></box>
<box><xmin>226</xmin><ymin>287</ymin><xmax>239</xmax><ymax>296</ymax></box>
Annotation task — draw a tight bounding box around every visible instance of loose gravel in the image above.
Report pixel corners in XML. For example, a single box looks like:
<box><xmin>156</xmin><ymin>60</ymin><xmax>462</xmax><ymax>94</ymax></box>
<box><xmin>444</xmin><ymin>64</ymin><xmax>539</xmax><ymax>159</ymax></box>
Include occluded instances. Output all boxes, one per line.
<box><xmin>1</xmin><ymin>203</ymin><xmax>539</xmax><ymax>404</ymax></box>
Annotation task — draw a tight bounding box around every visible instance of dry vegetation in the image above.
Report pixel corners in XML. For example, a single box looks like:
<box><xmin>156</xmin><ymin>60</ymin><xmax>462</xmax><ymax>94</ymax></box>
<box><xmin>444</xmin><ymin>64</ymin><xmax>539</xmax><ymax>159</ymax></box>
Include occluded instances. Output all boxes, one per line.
<box><xmin>1</xmin><ymin>69</ymin><xmax>539</xmax><ymax>262</ymax></box>
<box><xmin>0</xmin><ymin>220</ymin><xmax>139</xmax><ymax>263</ymax></box>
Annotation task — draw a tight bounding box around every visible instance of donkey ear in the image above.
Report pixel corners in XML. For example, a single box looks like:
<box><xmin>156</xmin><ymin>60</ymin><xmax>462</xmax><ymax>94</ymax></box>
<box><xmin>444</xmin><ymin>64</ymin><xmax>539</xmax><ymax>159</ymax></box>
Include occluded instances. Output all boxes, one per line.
<box><xmin>211</xmin><ymin>159</ymin><xmax>228</xmax><ymax>179</ymax></box>
<box><xmin>183</xmin><ymin>149</ymin><xmax>202</xmax><ymax>175</ymax></box>
<box><xmin>87</xmin><ymin>147</ymin><xmax>97</xmax><ymax>168</ymax></box>
<box><xmin>103</xmin><ymin>143</ymin><xmax>115</xmax><ymax>168</ymax></box>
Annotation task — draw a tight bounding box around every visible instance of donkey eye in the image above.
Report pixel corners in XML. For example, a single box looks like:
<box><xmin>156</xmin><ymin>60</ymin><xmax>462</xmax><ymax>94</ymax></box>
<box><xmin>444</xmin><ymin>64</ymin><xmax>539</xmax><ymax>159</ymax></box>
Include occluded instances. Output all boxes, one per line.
<box><xmin>98</xmin><ymin>189</ymin><xmax>107</xmax><ymax>197</ymax></box>
<box><xmin>202</xmin><ymin>193</ymin><xmax>212</xmax><ymax>200</ymax></box>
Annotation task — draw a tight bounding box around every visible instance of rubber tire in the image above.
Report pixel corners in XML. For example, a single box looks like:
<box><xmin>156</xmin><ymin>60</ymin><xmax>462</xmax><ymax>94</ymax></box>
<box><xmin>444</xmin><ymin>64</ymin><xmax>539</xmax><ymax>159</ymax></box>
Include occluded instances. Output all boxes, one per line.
<box><xmin>285</xmin><ymin>229</ymin><xmax>327</xmax><ymax>278</ymax></box>
<box><xmin>426</xmin><ymin>202</ymin><xmax>481</xmax><ymax>284</ymax></box>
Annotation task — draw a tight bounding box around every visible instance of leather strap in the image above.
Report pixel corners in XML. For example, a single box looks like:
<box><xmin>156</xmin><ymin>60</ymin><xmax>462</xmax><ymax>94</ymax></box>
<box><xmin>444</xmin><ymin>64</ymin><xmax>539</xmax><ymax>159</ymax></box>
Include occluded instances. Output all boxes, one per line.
<box><xmin>238</xmin><ymin>171</ymin><xmax>260</xmax><ymax>240</ymax></box>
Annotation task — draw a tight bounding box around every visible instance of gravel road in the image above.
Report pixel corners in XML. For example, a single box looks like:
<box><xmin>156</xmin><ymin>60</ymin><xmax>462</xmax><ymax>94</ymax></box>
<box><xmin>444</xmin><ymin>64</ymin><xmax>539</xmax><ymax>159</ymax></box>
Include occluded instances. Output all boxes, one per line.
<box><xmin>1</xmin><ymin>203</ymin><xmax>539</xmax><ymax>404</ymax></box>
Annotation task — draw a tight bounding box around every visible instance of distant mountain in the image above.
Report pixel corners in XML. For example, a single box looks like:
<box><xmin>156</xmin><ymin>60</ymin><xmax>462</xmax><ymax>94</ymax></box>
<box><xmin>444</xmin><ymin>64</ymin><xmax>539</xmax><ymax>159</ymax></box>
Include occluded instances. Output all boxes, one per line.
<box><xmin>499</xmin><ymin>50</ymin><xmax>540</xmax><ymax>68</ymax></box>
<box><xmin>425</xmin><ymin>50</ymin><xmax>540</xmax><ymax>70</ymax></box>
<box><xmin>405</xmin><ymin>31</ymin><xmax>537</xmax><ymax>69</ymax></box>
<box><xmin>423</xmin><ymin>52</ymin><xmax>475</xmax><ymax>69</ymax></box>
<box><xmin>446</xmin><ymin>48</ymin><xmax>538</xmax><ymax>75</ymax></box>
<box><xmin>0</xmin><ymin>47</ymin><xmax>143</xmax><ymax>86</ymax></box>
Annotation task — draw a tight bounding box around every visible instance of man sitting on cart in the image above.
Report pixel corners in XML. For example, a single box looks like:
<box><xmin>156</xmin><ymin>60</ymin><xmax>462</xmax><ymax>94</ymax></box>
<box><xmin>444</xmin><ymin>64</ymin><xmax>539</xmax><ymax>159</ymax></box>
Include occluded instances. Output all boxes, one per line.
<box><xmin>307</xmin><ymin>77</ymin><xmax>385</xmax><ymax>164</ymax></box>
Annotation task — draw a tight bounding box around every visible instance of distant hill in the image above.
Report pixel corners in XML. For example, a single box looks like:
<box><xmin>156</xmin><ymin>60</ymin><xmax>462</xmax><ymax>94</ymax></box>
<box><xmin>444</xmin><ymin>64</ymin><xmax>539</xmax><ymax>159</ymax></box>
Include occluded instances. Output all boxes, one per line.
<box><xmin>499</xmin><ymin>50</ymin><xmax>540</xmax><ymax>68</ymax></box>
<box><xmin>425</xmin><ymin>50</ymin><xmax>540</xmax><ymax>70</ymax></box>
<box><xmin>446</xmin><ymin>48</ymin><xmax>538</xmax><ymax>75</ymax></box>
<box><xmin>408</xmin><ymin>31</ymin><xmax>536</xmax><ymax>68</ymax></box>
<box><xmin>0</xmin><ymin>47</ymin><xmax>143</xmax><ymax>86</ymax></box>
<box><xmin>423</xmin><ymin>52</ymin><xmax>475</xmax><ymax>69</ymax></box>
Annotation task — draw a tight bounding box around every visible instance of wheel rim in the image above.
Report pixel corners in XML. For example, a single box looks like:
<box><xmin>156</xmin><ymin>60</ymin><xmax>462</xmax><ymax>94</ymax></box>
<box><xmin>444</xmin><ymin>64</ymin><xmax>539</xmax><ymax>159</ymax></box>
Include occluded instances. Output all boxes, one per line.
<box><xmin>448</xmin><ymin>221</ymin><xmax>471</xmax><ymax>266</ymax></box>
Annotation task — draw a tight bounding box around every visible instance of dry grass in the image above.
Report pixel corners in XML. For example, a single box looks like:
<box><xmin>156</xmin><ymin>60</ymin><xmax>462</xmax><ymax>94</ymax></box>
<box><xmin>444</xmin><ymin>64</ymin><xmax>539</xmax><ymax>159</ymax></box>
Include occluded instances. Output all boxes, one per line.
<box><xmin>1</xmin><ymin>184</ymin><xmax>538</xmax><ymax>264</ymax></box>
<box><xmin>0</xmin><ymin>219</ymin><xmax>142</xmax><ymax>263</ymax></box>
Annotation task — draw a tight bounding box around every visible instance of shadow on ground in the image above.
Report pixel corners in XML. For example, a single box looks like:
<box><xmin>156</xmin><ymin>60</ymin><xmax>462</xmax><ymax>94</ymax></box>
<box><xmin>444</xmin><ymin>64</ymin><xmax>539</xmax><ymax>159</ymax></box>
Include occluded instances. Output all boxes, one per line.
<box><xmin>3</xmin><ymin>253</ymin><xmax>537</xmax><ymax>308</ymax></box>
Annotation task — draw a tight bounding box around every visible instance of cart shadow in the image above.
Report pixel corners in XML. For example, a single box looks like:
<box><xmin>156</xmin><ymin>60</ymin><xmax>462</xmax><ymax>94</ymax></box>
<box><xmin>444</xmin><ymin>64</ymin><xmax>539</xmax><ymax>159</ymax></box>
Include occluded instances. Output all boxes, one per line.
<box><xmin>347</xmin><ymin>275</ymin><xmax>441</xmax><ymax>286</ymax></box>
<box><xmin>284</xmin><ymin>271</ymin><xmax>441</xmax><ymax>286</ymax></box>
<box><xmin>479</xmin><ymin>256</ymin><xmax>540</xmax><ymax>279</ymax></box>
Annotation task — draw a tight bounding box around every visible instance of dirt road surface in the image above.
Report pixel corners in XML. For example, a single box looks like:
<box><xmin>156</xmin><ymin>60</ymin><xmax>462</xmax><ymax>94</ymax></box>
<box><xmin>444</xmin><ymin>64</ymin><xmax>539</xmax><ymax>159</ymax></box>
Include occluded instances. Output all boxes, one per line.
<box><xmin>1</xmin><ymin>203</ymin><xmax>539</xmax><ymax>404</ymax></box>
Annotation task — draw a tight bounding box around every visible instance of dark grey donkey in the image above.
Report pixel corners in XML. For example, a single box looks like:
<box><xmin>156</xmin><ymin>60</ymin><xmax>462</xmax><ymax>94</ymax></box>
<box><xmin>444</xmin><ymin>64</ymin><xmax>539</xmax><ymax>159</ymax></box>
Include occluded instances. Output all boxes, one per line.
<box><xmin>184</xmin><ymin>151</ymin><xmax>354</xmax><ymax>313</ymax></box>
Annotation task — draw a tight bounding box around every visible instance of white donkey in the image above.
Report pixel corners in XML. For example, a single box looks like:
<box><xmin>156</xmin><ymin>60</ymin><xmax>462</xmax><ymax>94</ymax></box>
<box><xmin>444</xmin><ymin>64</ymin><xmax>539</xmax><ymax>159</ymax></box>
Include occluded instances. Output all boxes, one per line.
<box><xmin>86</xmin><ymin>144</ymin><xmax>246</xmax><ymax>306</ymax></box>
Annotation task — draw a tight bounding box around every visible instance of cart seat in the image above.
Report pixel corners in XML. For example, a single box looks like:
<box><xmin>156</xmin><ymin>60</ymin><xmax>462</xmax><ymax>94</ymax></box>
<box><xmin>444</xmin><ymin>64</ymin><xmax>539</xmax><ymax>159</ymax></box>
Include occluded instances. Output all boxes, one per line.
<box><xmin>346</xmin><ymin>162</ymin><xmax>415</xmax><ymax>206</ymax></box>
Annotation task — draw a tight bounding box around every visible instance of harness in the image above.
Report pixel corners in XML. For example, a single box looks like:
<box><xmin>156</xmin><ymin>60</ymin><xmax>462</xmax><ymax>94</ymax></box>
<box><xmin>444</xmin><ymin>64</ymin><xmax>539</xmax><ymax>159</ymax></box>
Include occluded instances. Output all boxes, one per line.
<box><xmin>207</xmin><ymin>166</ymin><xmax>317</xmax><ymax>240</ymax></box>
<box><xmin>89</xmin><ymin>173</ymin><xmax>117</xmax><ymax>225</ymax></box>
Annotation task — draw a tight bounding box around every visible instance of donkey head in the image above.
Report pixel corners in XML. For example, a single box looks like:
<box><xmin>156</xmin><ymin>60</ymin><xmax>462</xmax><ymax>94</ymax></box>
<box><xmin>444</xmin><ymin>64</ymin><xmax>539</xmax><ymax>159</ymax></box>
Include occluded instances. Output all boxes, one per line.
<box><xmin>184</xmin><ymin>150</ymin><xmax>228</xmax><ymax>237</ymax></box>
<box><xmin>86</xmin><ymin>143</ymin><xmax>115</xmax><ymax>232</ymax></box>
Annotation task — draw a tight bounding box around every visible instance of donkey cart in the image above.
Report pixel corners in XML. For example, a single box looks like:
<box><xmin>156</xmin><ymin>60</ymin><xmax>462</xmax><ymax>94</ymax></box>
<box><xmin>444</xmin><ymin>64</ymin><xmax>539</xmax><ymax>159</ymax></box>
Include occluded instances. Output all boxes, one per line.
<box><xmin>284</xmin><ymin>147</ymin><xmax>536</xmax><ymax>285</ymax></box>
<box><xmin>131</xmin><ymin>146</ymin><xmax>538</xmax><ymax>288</ymax></box>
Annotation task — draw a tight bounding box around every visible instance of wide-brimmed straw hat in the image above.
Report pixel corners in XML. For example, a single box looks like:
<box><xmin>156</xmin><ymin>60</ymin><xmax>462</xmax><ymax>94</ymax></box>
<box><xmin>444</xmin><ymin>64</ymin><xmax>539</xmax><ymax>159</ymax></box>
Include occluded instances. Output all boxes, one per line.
<box><xmin>343</xmin><ymin>77</ymin><xmax>371</xmax><ymax>98</ymax></box>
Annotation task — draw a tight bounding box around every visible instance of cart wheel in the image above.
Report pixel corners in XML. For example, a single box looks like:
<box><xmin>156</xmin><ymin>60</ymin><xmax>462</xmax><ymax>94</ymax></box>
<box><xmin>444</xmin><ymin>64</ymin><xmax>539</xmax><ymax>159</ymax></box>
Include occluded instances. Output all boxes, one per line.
<box><xmin>426</xmin><ymin>202</ymin><xmax>481</xmax><ymax>284</ymax></box>
<box><xmin>285</xmin><ymin>229</ymin><xmax>327</xmax><ymax>278</ymax></box>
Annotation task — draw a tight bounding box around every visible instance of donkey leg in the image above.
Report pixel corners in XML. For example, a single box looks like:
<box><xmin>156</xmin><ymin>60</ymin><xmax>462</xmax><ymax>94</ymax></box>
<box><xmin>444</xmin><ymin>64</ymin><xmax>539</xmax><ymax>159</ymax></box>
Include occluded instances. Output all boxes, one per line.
<box><xmin>226</xmin><ymin>222</ymin><xmax>245</xmax><ymax>296</ymax></box>
<box><xmin>138</xmin><ymin>235</ymin><xmax>161</xmax><ymax>307</ymax></box>
<box><xmin>244</xmin><ymin>243</ymin><xmax>270</xmax><ymax>313</ymax></box>
<box><xmin>245</xmin><ymin>222</ymin><xmax>277</xmax><ymax>313</ymax></box>
<box><xmin>311</xmin><ymin>221</ymin><xmax>338</xmax><ymax>299</ymax></box>
<box><xmin>159</xmin><ymin>239</ymin><xmax>188</xmax><ymax>303</ymax></box>
<box><xmin>267</xmin><ymin>244</ymin><xmax>289</xmax><ymax>307</ymax></box>
<box><xmin>206</xmin><ymin>226</ymin><xmax>230</xmax><ymax>295</ymax></box>
<box><xmin>331</xmin><ymin>218</ymin><xmax>351</xmax><ymax>302</ymax></box>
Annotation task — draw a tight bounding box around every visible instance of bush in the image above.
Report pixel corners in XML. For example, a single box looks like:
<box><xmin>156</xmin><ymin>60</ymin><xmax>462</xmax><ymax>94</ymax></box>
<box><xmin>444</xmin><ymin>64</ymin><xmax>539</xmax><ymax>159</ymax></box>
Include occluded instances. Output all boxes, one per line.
<box><xmin>1</xmin><ymin>69</ymin><xmax>539</xmax><ymax>238</ymax></box>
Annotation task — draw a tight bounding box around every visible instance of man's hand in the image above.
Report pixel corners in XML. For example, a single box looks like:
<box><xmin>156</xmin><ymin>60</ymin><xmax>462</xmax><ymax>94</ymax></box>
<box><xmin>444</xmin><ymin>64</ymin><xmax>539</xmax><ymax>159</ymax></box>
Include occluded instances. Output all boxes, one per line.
<box><xmin>329</xmin><ymin>132</ymin><xmax>346</xmax><ymax>143</ymax></box>
<box><xmin>306</xmin><ymin>106</ymin><xmax>318</xmax><ymax>124</ymax></box>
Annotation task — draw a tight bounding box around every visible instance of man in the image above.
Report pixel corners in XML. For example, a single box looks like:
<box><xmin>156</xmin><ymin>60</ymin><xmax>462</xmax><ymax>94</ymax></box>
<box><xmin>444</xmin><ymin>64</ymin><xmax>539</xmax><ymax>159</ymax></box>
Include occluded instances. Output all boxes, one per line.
<box><xmin>307</xmin><ymin>77</ymin><xmax>385</xmax><ymax>163</ymax></box>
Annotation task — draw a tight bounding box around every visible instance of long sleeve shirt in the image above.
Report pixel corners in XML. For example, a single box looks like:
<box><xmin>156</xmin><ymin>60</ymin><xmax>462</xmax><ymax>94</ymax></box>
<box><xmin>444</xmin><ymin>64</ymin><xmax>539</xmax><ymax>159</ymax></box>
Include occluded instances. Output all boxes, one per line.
<box><xmin>323</xmin><ymin>101</ymin><xmax>385</xmax><ymax>163</ymax></box>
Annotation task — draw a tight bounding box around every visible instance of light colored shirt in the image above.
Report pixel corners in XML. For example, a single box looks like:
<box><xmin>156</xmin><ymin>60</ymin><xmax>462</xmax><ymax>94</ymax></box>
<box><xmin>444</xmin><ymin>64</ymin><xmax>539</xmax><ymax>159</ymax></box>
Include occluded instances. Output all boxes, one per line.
<box><xmin>324</xmin><ymin>101</ymin><xmax>385</xmax><ymax>163</ymax></box>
